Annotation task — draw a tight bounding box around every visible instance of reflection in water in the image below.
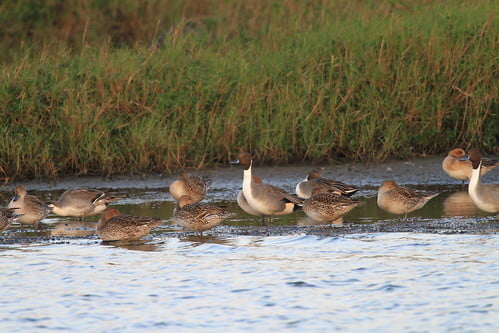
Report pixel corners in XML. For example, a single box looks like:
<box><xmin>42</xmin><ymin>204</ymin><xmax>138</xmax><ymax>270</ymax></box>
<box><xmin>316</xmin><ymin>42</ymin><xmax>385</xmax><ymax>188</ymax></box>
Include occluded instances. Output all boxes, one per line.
<box><xmin>4</xmin><ymin>222</ymin><xmax>52</xmax><ymax>238</ymax></box>
<box><xmin>51</xmin><ymin>221</ymin><xmax>96</xmax><ymax>237</ymax></box>
<box><xmin>297</xmin><ymin>216</ymin><xmax>344</xmax><ymax>226</ymax></box>
<box><xmin>180</xmin><ymin>235</ymin><xmax>231</xmax><ymax>246</ymax></box>
<box><xmin>443</xmin><ymin>191</ymin><xmax>480</xmax><ymax>217</ymax></box>
<box><xmin>101</xmin><ymin>239</ymin><xmax>162</xmax><ymax>252</ymax></box>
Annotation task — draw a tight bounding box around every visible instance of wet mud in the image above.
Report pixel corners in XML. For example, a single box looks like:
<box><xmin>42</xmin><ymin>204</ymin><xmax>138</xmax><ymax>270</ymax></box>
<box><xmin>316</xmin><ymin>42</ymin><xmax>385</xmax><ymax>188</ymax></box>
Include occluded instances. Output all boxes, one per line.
<box><xmin>0</xmin><ymin>155</ymin><xmax>497</xmax><ymax>245</ymax></box>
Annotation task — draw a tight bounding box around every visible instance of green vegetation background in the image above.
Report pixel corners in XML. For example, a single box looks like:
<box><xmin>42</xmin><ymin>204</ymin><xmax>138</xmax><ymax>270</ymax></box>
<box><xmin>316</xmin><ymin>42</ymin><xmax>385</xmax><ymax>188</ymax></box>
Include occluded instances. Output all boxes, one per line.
<box><xmin>0</xmin><ymin>0</ymin><xmax>497</xmax><ymax>179</ymax></box>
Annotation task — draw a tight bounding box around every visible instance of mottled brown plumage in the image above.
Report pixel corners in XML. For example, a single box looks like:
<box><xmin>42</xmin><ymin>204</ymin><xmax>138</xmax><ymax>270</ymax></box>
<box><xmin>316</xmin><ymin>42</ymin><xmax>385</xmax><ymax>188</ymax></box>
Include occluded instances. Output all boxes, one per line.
<box><xmin>0</xmin><ymin>208</ymin><xmax>21</xmax><ymax>232</ymax></box>
<box><xmin>169</xmin><ymin>171</ymin><xmax>210</xmax><ymax>203</ymax></box>
<box><xmin>8</xmin><ymin>185</ymin><xmax>50</xmax><ymax>227</ymax></box>
<box><xmin>173</xmin><ymin>195</ymin><xmax>235</xmax><ymax>235</ymax></box>
<box><xmin>377</xmin><ymin>180</ymin><xmax>439</xmax><ymax>216</ymax></box>
<box><xmin>96</xmin><ymin>208</ymin><xmax>162</xmax><ymax>241</ymax></box>
<box><xmin>303</xmin><ymin>191</ymin><xmax>361</xmax><ymax>223</ymax></box>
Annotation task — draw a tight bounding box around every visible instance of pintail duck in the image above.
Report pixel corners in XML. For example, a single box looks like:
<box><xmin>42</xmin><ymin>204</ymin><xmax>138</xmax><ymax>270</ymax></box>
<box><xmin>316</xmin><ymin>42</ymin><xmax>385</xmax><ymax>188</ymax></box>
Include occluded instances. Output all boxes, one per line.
<box><xmin>231</xmin><ymin>152</ymin><xmax>303</xmax><ymax>221</ymax></box>
<box><xmin>442</xmin><ymin>148</ymin><xmax>497</xmax><ymax>181</ymax></box>
<box><xmin>377</xmin><ymin>180</ymin><xmax>439</xmax><ymax>216</ymax></box>
<box><xmin>48</xmin><ymin>189</ymin><xmax>124</xmax><ymax>220</ymax></box>
<box><xmin>169</xmin><ymin>171</ymin><xmax>210</xmax><ymax>203</ymax></box>
<box><xmin>236</xmin><ymin>175</ymin><xmax>263</xmax><ymax>216</ymax></box>
<box><xmin>173</xmin><ymin>195</ymin><xmax>235</xmax><ymax>235</ymax></box>
<box><xmin>0</xmin><ymin>208</ymin><xmax>21</xmax><ymax>232</ymax></box>
<box><xmin>461</xmin><ymin>149</ymin><xmax>499</xmax><ymax>214</ymax></box>
<box><xmin>96</xmin><ymin>208</ymin><xmax>162</xmax><ymax>241</ymax></box>
<box><xmin>8</xmin><ymin>185</ymin><xmax>51</xmax><ymax>227</ymax></box>
<box><xmin>296</xmin><ymin>169</ymin><xmax>359</xmax><ymax>199</ymax></box>
<box><xmin>303</xmin><ymin>190</ymin><xmax>361</xmax><ymax>223</ymax></box>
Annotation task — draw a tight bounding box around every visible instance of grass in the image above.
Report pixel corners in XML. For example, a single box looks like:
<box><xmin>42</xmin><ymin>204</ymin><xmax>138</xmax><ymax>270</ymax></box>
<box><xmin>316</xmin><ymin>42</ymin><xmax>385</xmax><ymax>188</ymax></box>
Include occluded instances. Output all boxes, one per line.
<box><xmin>0</xmin><ymin>0</ymin><xmax>497</xmax><ymax>179</ymax></box>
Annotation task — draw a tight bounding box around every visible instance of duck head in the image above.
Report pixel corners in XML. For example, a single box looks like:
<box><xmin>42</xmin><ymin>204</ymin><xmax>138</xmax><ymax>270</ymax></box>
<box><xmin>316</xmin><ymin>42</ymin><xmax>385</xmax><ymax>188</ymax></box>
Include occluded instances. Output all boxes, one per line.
<box><xmin>11</xmin><ymin>185</ymin><xmax>27</xmax><ymax>202</ymax></box>
<box><xmin>460</xmin><ymin>149</ymin><xmax>482</xmax><ymax>169</ymax></box>
<box><xmin>230</xmin><ymin>152</ymin><xmax>253</xmax><ymax>170</ymax></box>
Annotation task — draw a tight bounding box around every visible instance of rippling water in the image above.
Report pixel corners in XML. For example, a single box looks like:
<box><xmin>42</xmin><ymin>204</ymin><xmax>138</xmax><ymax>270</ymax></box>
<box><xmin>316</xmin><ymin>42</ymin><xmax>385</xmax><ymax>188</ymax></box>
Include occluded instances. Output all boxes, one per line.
<box><xmin>1</xmin><ymin>234</ymin><xmax>498</xmax><ymax>332</ymax></box>
<box><xmin>1</xmin><ymin>157</ymin><xmax>498</xmax><ymax>332</ymax></box>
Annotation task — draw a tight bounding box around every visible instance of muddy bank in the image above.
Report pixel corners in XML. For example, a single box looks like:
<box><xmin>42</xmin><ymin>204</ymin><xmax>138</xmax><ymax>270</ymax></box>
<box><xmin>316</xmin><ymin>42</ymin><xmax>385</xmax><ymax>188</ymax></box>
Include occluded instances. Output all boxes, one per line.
<box><xmin>0</xmin><ymin>215</ymin><xmax>497</xmax><ymax>246</ymax></box>
<box><xmin>0</xmin><ymin>155</ymin><xmax>497</xmax><ymax>245</ymax></box>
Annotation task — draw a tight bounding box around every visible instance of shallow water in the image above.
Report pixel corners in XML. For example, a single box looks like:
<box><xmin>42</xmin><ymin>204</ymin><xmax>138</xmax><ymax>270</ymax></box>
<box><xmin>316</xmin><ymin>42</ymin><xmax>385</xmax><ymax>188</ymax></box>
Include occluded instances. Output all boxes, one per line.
<box><xmin>1</xmin><ymin>157</ymin><xmax>498</xmax><ymax>332</ymax></box>
<box><xmin>1</xmin><ymin>234</ymin><xmax>498</xmax><ymax>332</ymax></box>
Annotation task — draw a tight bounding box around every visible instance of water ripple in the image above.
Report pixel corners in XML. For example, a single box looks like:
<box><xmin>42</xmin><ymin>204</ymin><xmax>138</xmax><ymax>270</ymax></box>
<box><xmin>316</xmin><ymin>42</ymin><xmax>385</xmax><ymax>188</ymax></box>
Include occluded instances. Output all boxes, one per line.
<box><xmin>1</xmin><ymin>233</ymin><xmax>498</xmax><ymax>332</ymax></box>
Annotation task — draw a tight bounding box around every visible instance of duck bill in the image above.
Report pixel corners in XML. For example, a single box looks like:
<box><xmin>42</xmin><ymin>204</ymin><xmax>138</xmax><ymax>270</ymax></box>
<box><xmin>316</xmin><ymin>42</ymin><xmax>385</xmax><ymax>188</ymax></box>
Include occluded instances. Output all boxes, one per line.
<box><xmin>11</xmin><ymin>194</ymin><xmax>19</xmax><ymax>202</ymax></box>
<box><xmin>230</xmin><ymin>159</ymin><xmax>240</xmax><ymax>165</ymax></box>
<box><xmin>459</xmin><ymin>154</ymin><xmax>481</xmax><ymax>169</ymax></box>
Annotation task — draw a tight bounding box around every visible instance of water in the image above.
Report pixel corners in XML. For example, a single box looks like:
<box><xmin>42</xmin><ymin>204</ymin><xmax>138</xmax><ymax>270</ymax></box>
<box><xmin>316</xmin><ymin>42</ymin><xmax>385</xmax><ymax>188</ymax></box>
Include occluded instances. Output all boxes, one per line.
<box><xmin>1</xmin><ymin>234</ymin><xmax>498</xmax><ymax>332</ymax></box>
<box><xmin>1</xmin><ymin>157</ymin><xmax>498</xmax><ymax>332</ymax></box>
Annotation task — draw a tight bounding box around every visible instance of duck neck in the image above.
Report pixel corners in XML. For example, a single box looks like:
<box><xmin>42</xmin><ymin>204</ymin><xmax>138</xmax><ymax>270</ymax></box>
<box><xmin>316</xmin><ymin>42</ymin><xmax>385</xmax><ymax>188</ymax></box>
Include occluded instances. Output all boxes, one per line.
<box><xmin>468</xmin><ymin>161</ymin><xmax>481</xmax><ymax>193</ymax></box>
<box><xmin>295</xmin><ymin>177</ymin><xmax>307</xmax><ymax>198</ymax></box>
<box><xmin>96</xmin><ymin>216</ymin><xmax>106</xmax><ymax>231</ymax></box>
<box><xmin>49</xmin><ymin>204</ymin><xmax>61</xmax><ymax>215</ymax></box>
<box><xmin>242</xmin><ymin>164</ymin><xmax>253</xmax><ymax>197</ymax></box>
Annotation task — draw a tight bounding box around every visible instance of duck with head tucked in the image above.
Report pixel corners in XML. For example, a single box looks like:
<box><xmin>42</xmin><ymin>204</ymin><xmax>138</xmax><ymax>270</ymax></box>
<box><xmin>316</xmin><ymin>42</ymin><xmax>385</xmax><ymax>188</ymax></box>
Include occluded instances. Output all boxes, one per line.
<box><xmin>96</xmin><ymin>208</ymin><xmax>162</xmax><ymax>241</ymax></box>
<box><xmin>377</xmin><ymin>180</ymin><xmax>439</xmax><ymax>217</ymax></box>
<box><xmin>0</xmin><ymin>207</ymin><xmax>22</xmax><ymax>232</ymax></box>
<box><xmin>169</xmin><ymin>171</ymin><xmax>210</xmax><ymax>204</ymax></box>
<box><xmin>442</xmin><ymin>148</ymin><xmax>497</xmax><ymax>182</ymax></box>
<box><xmin>296</xmin><ymin>169</ymin><xmax>359</xmax><ymax>199</ymax></box>
<box><xmin>48</xmin><ymin>189</ymin><xmax>124</xmax><ymax>221</ymax></box>
<box><xmin>8</xmin><ymin>185</ymin><xmax>51</xmax><ymax>228</ymax></box>
<box><xmin>173</xmin><ymin>195</ymin><xmax>235</xmax><ymax>235</ymax></box>
<box><xmin>231</xmin><ymin>152</ymin><xmax>303</xmax><ymax>223</ymax></box>
<box><xmin>460</xmin><ymin>149</ymin><xmax>499</xmax><ymax>215</ymax></box>
<box><xmin>303</xmin><ymin>189</ymin><xmax>361</xmax><ymax>223</ymax></box>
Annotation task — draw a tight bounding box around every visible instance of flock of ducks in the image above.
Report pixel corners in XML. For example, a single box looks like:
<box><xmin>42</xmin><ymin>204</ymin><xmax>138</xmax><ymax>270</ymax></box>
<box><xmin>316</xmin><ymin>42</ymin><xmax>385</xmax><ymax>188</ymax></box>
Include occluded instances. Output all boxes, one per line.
<box><xmin>1</xmin><ymin>149</ymin><xmax>497</xmax><ymax>241</ymax></box>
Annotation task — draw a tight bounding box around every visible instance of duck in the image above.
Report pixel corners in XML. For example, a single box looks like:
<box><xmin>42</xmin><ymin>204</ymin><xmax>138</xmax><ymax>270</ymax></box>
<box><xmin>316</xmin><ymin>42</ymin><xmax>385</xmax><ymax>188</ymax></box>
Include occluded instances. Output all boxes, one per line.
<box><xmin>48</xmin><ymin>189</ymin><xmax>124</xmax><ymax>220</ymax></box>
<box><xmin>96</xmin><ymin>208</ymin><xmax>162</xmax><ymax>241</ymax></box>
<box><xmin>236</xmin><ymin>175</ymin><xmax>264</xmax><ymax>216</ymax></box>
<box><xmin>303</xmin><ymin>189</ymin><xmax>361</xmax><ymax>223</ymax></box>
<box><xmin>442</xmin><ymin>148</ymin><xmax>497</xmax><ymax>181</ymax></box>
<box><xmin>8</xmin><ymin>185</ymin><xmax>51</xmax><ymax>228</ymax></box>
<box><xmin>295</xmin><ymin>169</ymin><xmax>359</xmax><ymax>199</ymax></box>
<box><xmin>231</xmin><ymin>152</ymin><xmax>303</xmax><ymax>221</ymax></box>
<box><xmin>461</xmin><ymin>149</ymin><xmax>498</xmax><ymax>214</ymax></box>
<box><xmin>0</xmin><ymin>208</ymin><xmax>21</xmax><ymax>232</ymax></box>
<box><xmin>377</xmin><ymin>180</ymin><xmax>439</xmax><ymax>216</ymax></box>
<box><xmin>169</xmin><ymin>171</ymin><xmax>210</xmax><ymax>203</ymax></box>
<box><xmin>173</xmin><ymin>195</ymin><xmax>235</xmax><ymax>235</ymax></box>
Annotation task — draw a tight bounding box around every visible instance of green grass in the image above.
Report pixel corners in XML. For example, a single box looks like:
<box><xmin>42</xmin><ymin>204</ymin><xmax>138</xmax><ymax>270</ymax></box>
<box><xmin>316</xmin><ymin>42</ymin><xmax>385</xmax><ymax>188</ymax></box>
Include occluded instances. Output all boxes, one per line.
<box><xmin>0</xmin><ymin>0</ymin><xmax>497</xmax><ymax>179</ymax></box>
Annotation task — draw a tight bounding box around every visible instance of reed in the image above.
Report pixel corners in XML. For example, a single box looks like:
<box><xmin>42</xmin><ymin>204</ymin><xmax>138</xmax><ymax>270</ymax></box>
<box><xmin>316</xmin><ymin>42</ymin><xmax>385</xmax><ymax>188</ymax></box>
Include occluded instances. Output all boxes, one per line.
<box><xmin>0</xmin><ymin>0</ymin><xmax>496</xmax><ymax>179</ymax></box>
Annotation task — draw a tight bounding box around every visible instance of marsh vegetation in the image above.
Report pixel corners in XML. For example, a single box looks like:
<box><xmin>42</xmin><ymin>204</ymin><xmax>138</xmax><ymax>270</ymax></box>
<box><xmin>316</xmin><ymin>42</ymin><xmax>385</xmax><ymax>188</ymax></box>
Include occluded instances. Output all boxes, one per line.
<box><xmin>1</xmin><ymin>0</ymin><xmax>496</xmax><ymax>179</ymax></box>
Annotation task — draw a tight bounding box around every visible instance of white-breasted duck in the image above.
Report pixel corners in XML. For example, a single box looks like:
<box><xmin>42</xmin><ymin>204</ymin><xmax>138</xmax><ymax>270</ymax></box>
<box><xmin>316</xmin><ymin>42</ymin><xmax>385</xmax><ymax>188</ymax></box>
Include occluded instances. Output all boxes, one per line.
<box><xmin>461</xmin><ymin>149</ymin><xmax>498</xmax><ymax>215</ymax></box>
<box><xmin>231</xmin><ymin>152</ymin><xmax>303</xmax><ymax>222</ymax></box>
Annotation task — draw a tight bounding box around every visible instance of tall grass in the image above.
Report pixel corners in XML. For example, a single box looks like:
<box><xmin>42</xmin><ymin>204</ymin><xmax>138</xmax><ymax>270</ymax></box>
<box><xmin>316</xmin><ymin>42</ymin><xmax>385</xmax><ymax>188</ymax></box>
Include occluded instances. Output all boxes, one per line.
<box><xmin>0</xmin><ymin>0</ymin><xmax>496</xmax><ymax>179</ymax></box>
